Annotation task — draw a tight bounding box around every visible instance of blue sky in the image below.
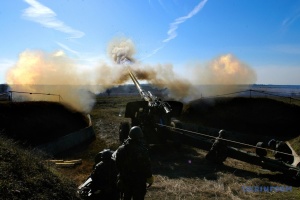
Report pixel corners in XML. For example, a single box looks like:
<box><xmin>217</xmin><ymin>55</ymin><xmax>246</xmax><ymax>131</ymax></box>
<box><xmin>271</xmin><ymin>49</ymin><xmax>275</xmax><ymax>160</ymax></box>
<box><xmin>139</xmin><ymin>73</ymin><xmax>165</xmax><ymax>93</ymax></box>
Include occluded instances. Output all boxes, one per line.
<box><xmin>1</xmin><ymin>0</ymin><xmax>300</xmax><ymax>85</ymax></box>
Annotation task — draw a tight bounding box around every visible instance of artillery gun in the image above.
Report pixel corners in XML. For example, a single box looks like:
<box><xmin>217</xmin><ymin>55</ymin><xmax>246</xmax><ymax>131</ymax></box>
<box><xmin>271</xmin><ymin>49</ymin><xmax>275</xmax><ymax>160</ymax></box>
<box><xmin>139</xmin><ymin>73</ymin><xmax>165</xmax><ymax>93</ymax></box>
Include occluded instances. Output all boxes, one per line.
<box><xmin>117</xmin><ymin>58</ymin><xmax>300</xmax><ymax>181</ymax></box>
<box><xmin>118</xmin><ymin>69</ymin><xmax>183</xmax><ymax>144</ymax></box>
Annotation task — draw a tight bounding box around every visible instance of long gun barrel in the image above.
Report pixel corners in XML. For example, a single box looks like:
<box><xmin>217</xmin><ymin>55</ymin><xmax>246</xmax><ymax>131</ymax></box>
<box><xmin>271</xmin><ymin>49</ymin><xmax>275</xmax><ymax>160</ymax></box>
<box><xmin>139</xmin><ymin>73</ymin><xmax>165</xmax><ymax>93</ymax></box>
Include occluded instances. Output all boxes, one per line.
<box><xmin>128</xmin><ymin>70</ymin><xmax>151</xmax><ymax>102</ymax></box>
<box><xmin>128</xmin><ymin>69</ymin><xmax>171</xmax><ymax>114</ymax></box>
<box><xmin>117</xmin><ymin>56</ymin><xmax>171</xmax><ymax>114</ymax></box>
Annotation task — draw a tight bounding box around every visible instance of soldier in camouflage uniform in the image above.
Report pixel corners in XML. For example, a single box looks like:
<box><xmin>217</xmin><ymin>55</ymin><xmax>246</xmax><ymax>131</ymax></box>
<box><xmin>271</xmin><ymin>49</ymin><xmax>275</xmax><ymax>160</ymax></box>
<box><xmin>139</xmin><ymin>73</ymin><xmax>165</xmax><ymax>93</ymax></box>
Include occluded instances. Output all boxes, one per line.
<box><xmin>268</xmin><ymin>139</ymin><xmax>294</xmax><ymax>164</ymax></box>
<box><xmin>206</xmin><ymin>130</ymin><xmax>228</xmax><ymax>164</ymax></box>
<box><xmin>90</xmin><ymin>149</ymin><xmax>119</xmax><ymax>200</ymax></box>
<box><xmin>115</xmin><ymin>126</ymin><xmax>154</xmax><ymax>200</ymax></box>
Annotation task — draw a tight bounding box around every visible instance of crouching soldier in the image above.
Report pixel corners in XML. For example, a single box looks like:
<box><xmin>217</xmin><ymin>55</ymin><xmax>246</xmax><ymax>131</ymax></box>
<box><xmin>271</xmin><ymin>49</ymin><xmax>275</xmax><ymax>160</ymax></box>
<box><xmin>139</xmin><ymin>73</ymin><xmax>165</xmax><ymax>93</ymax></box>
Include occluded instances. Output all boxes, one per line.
<box><xmin>90</xmin><ymin>149</ymin><xmax>119</xmax><ymax>200</ymax></box>
<box><xmin>206</xmin><ymin>130</ymin><xmax>228</xmax><ymax>164</ymax></box>
<box><xmin>268</xmin><ymin>139</ymin><xmax>294</xmax><ymax>164</ymax></box>
<box><xmin>115</xmin><ymin>126</ymin><xmax>154</xmax><ymax>200</ymax></box>
<box><xmin>93</xmin><ymin>149</ymin><xmax>115</xmax><ymax>169</ymax></box>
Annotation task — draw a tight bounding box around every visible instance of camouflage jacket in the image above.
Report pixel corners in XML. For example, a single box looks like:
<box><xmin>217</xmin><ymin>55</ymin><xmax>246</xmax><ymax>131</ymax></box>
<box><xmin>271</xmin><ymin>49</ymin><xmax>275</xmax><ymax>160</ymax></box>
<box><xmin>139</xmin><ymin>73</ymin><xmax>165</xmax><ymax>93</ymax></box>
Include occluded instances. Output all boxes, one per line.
<box><xmin>91</xmin><ymin>159</ymin><xmax>118</xmax><ymax>191</ymax></box>
<box><xmin>115</xmin><ymin>139</ymin><xmax>152</xmax><ymax>182</ymax></box>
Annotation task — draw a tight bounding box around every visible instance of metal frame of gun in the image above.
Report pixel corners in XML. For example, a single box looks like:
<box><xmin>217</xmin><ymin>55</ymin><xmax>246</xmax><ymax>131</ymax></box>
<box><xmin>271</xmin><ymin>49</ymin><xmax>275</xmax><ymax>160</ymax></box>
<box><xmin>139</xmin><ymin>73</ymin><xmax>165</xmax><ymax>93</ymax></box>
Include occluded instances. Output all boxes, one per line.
<box><xmin>117</xmin><ymin>56</ymin><xmax>171</xmax><ymax>114</ymax></box>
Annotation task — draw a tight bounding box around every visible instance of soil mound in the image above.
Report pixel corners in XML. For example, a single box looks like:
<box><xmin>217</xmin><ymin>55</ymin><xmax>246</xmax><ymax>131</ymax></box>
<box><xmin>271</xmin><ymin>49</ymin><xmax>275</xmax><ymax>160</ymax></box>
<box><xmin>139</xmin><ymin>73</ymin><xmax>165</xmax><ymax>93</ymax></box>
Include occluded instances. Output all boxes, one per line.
<box><xmin>0</xmin><ymin>101</ymin><xmax>90</xmax><ymax>146</ymax></box>
<box><xmin>182</xmin><ymin>97</ymin><xmax>300</xmax><ymax>139</ymax></box>
<box><xmin>0</xmin><ymin>135</ymin><xmax>80</xmax><ymax>200</ymax></box>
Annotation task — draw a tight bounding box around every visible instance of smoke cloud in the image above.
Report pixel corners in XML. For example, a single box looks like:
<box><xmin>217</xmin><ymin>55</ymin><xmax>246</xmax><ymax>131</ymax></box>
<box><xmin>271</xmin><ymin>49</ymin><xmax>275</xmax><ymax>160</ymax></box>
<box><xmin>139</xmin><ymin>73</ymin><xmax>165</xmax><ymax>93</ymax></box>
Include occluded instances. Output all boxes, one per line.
<box><xmin>6</xmin><ymin>50</ymin><xmax>96</xmax><ymax>112</ymax></box>
<box><xmin>187</xmin><ymin>54</ymin><xmax>257</xmax><ymax>99</ymax></box>
<box><xmin>204</xmin><ymin>54</ymin><xmax>256</xmax><ymax>85</ymax></box>
<box><xmin>6</xmin><ymin>37</ymin><xmax>257</xmax><ymax>113</ymax></box>
<box><xmin>107</xmin><ymin>38</ymin><xmax>257</xmax><ymax>101</ymax></box>
<box><xmin>106</xmin><ymin>38</ymin><xmax>192</xmax><ymax>99</ymax></box>
<box><xmin>132</xmin><ymin>64</ymin><xmax>192</xmax><ymax>99</ymax></box>
<box><xmin>6</xmin><ymin>39</ymin><xmax>135</xmax><ymax>113</ymax></box>
<box><xmin>107</xmin><ymin>38</ymin><xmax>136</xmax><ymax>63</ymax></box>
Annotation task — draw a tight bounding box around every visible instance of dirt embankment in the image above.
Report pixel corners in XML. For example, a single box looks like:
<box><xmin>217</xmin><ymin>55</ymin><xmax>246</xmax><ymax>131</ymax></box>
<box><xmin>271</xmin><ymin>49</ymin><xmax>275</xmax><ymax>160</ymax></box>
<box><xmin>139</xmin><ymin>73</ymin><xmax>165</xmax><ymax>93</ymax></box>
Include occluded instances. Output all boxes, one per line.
<box><xmin>181</xmin><ymin>97</ymin><xmax>300</xmax><ymax>140</ymax></box>
<box><xmin>0</xmin><ymin>101</ymin><xmax>90</xmax><ymax>146</ymax></box>
<box><xmin>0</xmin><ymin>135</ymin><xmax>80</xmax><ymax>200</ymax></box>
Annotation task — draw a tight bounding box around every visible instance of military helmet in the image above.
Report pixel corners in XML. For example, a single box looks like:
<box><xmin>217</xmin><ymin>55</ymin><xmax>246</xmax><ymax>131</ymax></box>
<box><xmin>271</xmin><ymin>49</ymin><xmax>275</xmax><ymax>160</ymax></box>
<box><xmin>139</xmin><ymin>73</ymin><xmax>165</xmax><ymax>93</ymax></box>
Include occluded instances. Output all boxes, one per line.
<box><xmin>268</xmin><ymin>139</ymin><xmax>277</xmax><ymax>149</ymax></box>
<box><xmin>101</xmin><ymin>149</ymin><xmax>113</xmax><ymax>160</ymax></box>
<box><xmin>218</xmin><ymin>129</ymin><xmax>225</xmax><ymax>138</ymax></box>
<box><xmin>129</xmin><ymin>126</ymin><xmax>143</xmax><ymax>140</ymax></box>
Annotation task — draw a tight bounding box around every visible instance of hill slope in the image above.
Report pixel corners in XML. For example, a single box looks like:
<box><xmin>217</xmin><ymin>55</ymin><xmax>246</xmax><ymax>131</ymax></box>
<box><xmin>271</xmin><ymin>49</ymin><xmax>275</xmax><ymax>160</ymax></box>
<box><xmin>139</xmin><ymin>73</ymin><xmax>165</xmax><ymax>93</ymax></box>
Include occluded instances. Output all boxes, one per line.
<box><xmin>0</xmin><ymin>135</ymin><xmax>80</xmax><ymax>200</ymax></box>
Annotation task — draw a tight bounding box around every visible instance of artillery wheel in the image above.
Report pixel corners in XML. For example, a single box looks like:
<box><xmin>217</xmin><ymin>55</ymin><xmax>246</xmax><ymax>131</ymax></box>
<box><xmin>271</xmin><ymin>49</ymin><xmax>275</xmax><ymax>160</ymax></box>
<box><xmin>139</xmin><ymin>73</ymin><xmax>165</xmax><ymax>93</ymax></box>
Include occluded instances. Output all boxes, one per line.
<box><xmin>119</xmin><ymin>122</ymin><xmax>130</xmax><ymax>143</ymax></box>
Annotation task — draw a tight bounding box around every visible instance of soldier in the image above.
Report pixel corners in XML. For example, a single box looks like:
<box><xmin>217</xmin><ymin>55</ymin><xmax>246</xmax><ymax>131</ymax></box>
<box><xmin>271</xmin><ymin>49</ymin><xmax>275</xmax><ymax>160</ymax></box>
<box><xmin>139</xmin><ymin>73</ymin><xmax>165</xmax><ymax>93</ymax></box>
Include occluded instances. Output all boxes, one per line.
<box><xmin>206</xmin><ymin>130</ymin><xmax>228</xmax><ymax>164</ymax></box>
<box><xmin>268</xmin><ymin>139</ymin><xmax>277</xmax><ymax>150</ymax></box>
<box><xmin>115</xmin><ymin>126</ymin><xmax>154</xmax><ymax>200</ymax></box>
<box><xmin>255</xmin><ymin>142</ymin><xmax>267</xmax><ymax>157</ymax></box>
<box><xmin>93</xmin><ymin>149</ymin><xmax>115</xmax><ymax>169</ymax></box>
<box><xmin>268</xmin><ymin>139</ymin><xmax>294</xmax><ymax>164</ymax></box>
<box><xmin>90</xmin><ymin>149</ymin><xmax>119</xmax><ymax>200</ymax></box>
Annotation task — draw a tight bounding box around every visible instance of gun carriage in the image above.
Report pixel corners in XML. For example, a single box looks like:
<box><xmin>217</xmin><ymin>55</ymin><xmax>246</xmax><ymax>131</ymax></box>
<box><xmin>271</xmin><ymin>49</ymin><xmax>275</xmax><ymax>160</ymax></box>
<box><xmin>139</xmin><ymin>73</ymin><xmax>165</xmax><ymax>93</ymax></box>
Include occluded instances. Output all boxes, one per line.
<box><xmin>117</xmin><ymin>58</ymin><xmax>300</xmax><ymax>181</ymax></box>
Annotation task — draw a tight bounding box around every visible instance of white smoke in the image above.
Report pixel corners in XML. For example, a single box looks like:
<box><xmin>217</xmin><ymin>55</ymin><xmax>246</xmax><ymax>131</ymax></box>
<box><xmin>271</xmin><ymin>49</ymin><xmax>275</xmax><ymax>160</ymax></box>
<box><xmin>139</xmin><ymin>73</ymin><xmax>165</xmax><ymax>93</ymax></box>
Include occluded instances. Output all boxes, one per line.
<box><xmin>6</xmin><ymin>37</ymin><xmax>257</xmax><ymax>113</ymax></box>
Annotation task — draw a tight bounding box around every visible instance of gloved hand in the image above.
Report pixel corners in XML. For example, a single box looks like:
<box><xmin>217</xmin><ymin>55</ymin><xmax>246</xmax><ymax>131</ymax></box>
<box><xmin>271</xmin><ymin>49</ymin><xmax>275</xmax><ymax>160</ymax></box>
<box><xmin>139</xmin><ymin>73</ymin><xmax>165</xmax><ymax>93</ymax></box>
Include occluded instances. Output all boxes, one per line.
<box><xmin>146</xmin><ymin>176</ymin><xmax>154</xmax><ymax>187</ymax></box>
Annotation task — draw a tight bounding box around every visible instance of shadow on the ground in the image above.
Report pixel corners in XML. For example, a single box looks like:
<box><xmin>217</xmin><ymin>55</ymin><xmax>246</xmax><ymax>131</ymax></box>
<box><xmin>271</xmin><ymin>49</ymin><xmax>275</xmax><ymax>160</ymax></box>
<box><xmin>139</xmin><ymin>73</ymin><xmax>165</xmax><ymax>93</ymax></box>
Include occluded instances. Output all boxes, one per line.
<box><xmin>150</xmin><ymin>143</ymin><xmax>300</xmax><ymax>187</ymax></box>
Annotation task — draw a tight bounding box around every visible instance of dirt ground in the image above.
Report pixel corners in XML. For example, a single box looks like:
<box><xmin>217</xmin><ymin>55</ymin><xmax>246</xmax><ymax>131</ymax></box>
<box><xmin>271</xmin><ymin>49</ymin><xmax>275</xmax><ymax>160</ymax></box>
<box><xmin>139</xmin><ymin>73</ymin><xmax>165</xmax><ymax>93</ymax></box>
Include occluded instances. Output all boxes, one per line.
<box><xmin>58</xmin><ymin>96</ymin><xmax>300</xmax><ymax>200</ymax></box>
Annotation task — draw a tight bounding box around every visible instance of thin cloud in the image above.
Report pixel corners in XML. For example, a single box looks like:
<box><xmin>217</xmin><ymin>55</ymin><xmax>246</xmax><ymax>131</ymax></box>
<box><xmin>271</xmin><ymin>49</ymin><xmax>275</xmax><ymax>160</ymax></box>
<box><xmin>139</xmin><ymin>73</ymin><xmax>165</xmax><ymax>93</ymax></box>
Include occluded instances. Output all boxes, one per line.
<box><xmin>143</xmin><ymin>0</ymin><xmax>208</xmax><ymax>60</ymax></box>
<box><xmin>0</xmin><ymin>59</ymin><xmax>15</xmax><ymax>67</ymax></box>
<box><xmin>56</xmin><ymin>42</ymin><xmax>80</xmax><ymax>55</ymax></box>
<box><xmin>140</xmin><ymin>45</ymin><xmax>165</xmax><ymax>61</ymax></box>
<box><xmin>272</xmin><ymin>44</ymin><xmax>300</xmax><ymax>55</ymax></box>
<box><xmin>158</xmin><ymin>0</ymin><xmax>169</xmax><ymax>13</ymax></box>
<box><xmin>22</xmin><ymin>0</ymin><xmax>84</xmax><ymax>39</ymax></box>
<box><xmin>163</xmin><ymin>0</ymin><xmax>208</xmax><ymax>43</ymax></box>
<box><xmin>282</xmin><ymin>10</ymin><xmax>300</xmax><ymax>31</ymax></box>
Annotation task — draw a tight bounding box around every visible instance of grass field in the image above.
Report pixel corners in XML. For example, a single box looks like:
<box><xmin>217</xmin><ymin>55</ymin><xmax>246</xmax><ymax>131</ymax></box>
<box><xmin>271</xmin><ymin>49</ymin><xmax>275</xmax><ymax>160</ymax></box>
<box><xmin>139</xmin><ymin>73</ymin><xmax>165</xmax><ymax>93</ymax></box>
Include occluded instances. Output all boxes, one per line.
<box><xmin>1</xmin><ymin>95</ymin><xmax>300</xmax><ymax>199</ymax></box>
<box><xmin>58</xmin><ymin>95</ymin><xmax>300</xmax><ymax>199</ymax></box>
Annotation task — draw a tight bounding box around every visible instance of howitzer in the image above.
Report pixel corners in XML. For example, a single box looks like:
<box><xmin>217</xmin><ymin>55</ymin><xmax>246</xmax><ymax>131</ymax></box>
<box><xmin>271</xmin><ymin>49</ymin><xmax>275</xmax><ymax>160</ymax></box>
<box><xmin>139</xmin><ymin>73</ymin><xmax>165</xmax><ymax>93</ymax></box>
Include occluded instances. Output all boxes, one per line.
<box><xmin>128</xmin><ymin>69</ymin><xmax>171</xmax><ymax>114</ymax></box>
<box><xmin>116</xmin><ymin>56</ymin><xmax>300</xmax><ymax>181</ymax></box>
<box><xmin>117</xmin><ymin>58</ymin><xmax>183</xmax><ymax>144</ymax></box>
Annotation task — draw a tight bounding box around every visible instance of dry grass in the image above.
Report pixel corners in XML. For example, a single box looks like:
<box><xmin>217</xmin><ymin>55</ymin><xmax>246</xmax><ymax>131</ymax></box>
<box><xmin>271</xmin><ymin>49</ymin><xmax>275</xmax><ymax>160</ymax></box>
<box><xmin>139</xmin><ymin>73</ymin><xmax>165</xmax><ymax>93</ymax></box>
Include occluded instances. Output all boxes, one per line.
<box><xmin>0</xmin><ymin>135</ymin><xmax>80</xmax><ymax>200</ymax></box>
<box><xmin>144</xmin><ymin>144</ymin><xmax>300</xmax><ymax>200</ymax></box>
<box><xmin>57</xmin><ymin>95</ymin><xmax>300</xmax><ymax>200</ymax></box>
<box><xmin>290</xmin><ymin>136</ymin><xmax>300</xmax><ymax>155</ymax></box>
<box><xmin>1</xmin><ymin>95</ymin><xmax>300</xmax><ymax>199</ymax></box>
